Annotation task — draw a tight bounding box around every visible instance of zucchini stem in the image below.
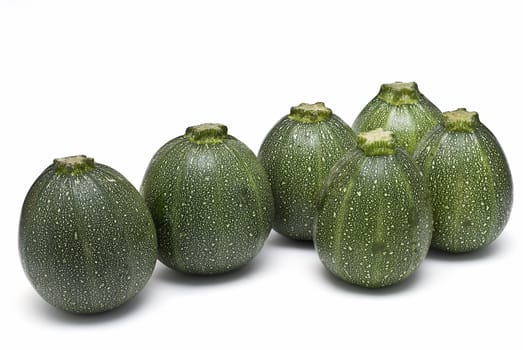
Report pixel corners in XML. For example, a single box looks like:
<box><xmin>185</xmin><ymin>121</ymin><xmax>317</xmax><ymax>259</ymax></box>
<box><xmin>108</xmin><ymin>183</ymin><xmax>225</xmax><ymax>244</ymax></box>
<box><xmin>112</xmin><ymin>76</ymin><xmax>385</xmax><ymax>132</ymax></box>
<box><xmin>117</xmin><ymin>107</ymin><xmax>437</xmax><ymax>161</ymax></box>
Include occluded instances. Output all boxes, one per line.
<box><xmin>289</xmin><ymin>102</ymin><xmax>332</xmax><ymax>123</ymax></box>
<box><xmin>53</xmin><ymin>155</ymin><xmax>95</xmax><ymax>176</ymax></box>
<box><xmin>356</xmin><ymin>128</ymin><xmax>396</xmax><ymax>156</ymax></box>
<box><xmin>186</xmin><ymin>123</ymin><xmax>228</xmax><ymax>144</ymax></box>
<box><xmin>377</xmin><ymin>81</ymin><xmax>421</xmax><ymax>105</ymax></box>
<box><xmin>442</xmin><ymin>108</ymin><xmax>479</xmax><ymax>132</ymax></box>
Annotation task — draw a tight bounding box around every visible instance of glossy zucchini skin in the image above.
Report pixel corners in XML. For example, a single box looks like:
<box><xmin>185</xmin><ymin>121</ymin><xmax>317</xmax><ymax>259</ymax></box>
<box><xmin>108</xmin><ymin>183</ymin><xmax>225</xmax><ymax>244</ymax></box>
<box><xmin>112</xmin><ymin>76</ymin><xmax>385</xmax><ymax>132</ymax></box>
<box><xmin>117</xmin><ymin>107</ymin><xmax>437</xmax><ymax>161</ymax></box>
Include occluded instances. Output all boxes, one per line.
<box><xmin>414</xmin><ymin>109</ymin><xmax>512</xmax><ymax>253</ymax></box>
<box><xmin>314</xmin><ymin>129</ymin><xmax>432</xmax><ymax>288</ymax></box>
<box><xmin>19</xmin><ymin>156</ymin><xmax>157</xmax><ymax>314</ymax></box>
<box><xmin>141</xmin><ymin>124</ymin><xmax>274</xmax><ymax>274</ymax></box>
<box><xmin>353</xmin><ymin>82</ymin><xmax>442</xmax><ymax>154</ymax></box>
<box><xmin>259</xmin><ymin>103</ymin><xmax>357</xmax><ymax>240</ymax></box>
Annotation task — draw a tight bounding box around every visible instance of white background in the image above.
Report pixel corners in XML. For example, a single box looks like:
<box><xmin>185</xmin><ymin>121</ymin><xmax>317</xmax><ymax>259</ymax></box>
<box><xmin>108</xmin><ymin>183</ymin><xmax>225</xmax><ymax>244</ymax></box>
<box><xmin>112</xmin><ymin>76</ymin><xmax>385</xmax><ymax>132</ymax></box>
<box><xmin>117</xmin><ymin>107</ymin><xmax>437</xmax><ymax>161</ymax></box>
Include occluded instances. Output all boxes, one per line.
<box><xmin>1</xmin><ymin>1</ymin><xmax>521</xmax><ymax>349</ymax></box>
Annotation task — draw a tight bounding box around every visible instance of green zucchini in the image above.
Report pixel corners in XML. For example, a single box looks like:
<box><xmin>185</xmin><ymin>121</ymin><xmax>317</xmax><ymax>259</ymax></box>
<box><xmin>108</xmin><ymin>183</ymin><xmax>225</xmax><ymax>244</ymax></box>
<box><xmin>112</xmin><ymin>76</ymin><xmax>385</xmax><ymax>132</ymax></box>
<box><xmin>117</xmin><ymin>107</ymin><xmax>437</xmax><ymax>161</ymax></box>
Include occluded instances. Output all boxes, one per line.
<box><xmin>413</xmin><ymin>109</ymin><xmax>513</xmax><ymax>253</ymax></box>
<box><xmin>141</xmin><ymin>123</ymin><xmax>274</xmax><ymax>274</ymax></box>
<box><xmin>258</xmin><ymin>102</ymin><xmax>357</xmax><ymax>240</ymax></box>
<box><xmin>19</xmin><ymin>155</ymin><xmax>157</xmax><ymax>313</ymax></box>
<box><xmin>314</xmin><ymin>129</ymin><xmax>433</xmax><ymax>288</ymax></box>
<box><xmin>352</xmin><ymin>82</ymin><xmax>442</xmax><ymax>154</ymax></box>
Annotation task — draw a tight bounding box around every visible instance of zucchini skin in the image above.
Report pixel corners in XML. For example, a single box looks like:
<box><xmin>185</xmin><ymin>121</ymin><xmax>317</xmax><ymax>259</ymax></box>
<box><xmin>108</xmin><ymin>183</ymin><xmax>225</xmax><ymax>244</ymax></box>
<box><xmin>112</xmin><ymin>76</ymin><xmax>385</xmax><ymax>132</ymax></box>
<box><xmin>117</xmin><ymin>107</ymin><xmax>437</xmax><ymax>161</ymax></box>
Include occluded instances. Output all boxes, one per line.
<box><xmin>141</xmin><ymin>133</ymin><xmax>274</xmax><ymax>274</ymax></box>
<box><xmin>314</xmin><ymin>147</ymin><xmax>432</xmax><ymax>288</ymax></box>
<box><xmin>19</xmin><ymin>161</ymin><xmax>157</xmax><ymax>313</ymax></box>
<box><xmin>353</xmin><ymin>82</ymin><xmax>442</xmax><ymax>154</ymax></box>
<box><xmin>259</xmin><ymin>110</ymin><xmax>356</xmax><ymax>240</ymax></box>
<box><xmin>414</xmin><ymin>121</ymin><xmax>512</xmax><ymax>253</ymax></box>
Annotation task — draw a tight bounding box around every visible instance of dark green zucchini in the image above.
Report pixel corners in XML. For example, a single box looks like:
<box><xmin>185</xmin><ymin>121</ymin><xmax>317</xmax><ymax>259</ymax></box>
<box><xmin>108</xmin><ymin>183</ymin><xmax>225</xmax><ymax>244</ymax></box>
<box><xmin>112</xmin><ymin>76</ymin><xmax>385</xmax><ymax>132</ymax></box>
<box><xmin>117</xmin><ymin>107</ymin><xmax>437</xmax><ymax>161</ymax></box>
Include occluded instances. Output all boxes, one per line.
<box><xmin>258</xmin><ymin>102</ymin><xmax>357</xmax><ymax>240</ymax></box>
<box><xmin>353</xmin><ymin>82</ymin><xmax>442</xmax><ymax>154</ymax></box>
<box><xmin>314</xmin><ymin>129</ymin><xmax>433</xmax><ymax>288</ymax></box>
<box><xmin>414</xmin><ymin>109</ymin><xmax>513</xmax><ymax>253</ymax></box>
<box><xmin>19</xmin><ymin>155</ymin><xmax>157</xmax><ymax>313</ymax></box>
<box><xmin>141</xmin><ymin>123</ymin><xmax>274</xmax><ymax>274</ymax></box>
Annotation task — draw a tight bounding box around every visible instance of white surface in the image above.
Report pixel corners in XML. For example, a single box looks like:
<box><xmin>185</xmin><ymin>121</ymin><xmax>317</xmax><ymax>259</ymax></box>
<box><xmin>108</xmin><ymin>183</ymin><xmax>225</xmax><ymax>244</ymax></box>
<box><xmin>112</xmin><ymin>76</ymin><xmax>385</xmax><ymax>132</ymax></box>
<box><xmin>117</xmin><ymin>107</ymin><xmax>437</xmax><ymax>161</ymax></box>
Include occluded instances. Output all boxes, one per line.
<box><xmin>1</xmin><ymin>1</ymin><xmax>521</xmax><ymax>349</ymax></box>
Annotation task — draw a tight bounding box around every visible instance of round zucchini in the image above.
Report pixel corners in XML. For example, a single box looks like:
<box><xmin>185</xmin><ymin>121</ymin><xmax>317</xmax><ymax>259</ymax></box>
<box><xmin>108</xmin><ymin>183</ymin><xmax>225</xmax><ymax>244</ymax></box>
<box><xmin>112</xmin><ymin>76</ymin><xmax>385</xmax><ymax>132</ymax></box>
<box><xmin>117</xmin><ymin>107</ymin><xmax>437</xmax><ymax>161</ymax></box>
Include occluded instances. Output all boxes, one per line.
<box><xmin>19</xmin><ymin>155</ymin><xmax>157</xmax><ymax>313</ymax></box>
<box><xmin>314</xmin><ymin>129</ymin><xmax>433</xmax><ymax>288</ymax></box>
<box><xmin>352</xmin><ymin>82</ymin><xmax>442</xmax><ymax>154</ymax></box>
<box><xmin>258</xmin><ymin>102</ymin><xmax>357</xmax><ymax>240</ymax></box>
<box><xmin>141</xmin><ymin>123</ymin><xmax>274</xmax><ymax>274</ymax></box>
<box><xmin>413</xmin><ymin>109</ymin><xmax>513</xmax><ymax>253</ymax></box>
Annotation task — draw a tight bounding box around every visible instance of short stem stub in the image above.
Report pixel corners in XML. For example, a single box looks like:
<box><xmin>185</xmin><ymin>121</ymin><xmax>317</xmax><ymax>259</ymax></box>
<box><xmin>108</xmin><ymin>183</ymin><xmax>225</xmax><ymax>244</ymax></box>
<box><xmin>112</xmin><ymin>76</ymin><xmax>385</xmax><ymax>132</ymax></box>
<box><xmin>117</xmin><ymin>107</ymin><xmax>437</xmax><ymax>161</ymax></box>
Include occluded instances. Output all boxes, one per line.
<box><xmin>377</xmin><ymin>82</ymin><xmax>421</xmax><ymax>105</ymax></box>
<box><xmin>442</xmin><ymin>108</ymin><xmax>479</xmax><ymax>132</ymax></box>
<box><xmin>357</xmin><ymin>128</ymin><xmax>396</xmax><ymax>156</ymax></box>
<box><xmin>288</xmin><ymin>102</ymin><xmax>332</xmax><ymax>123</ymax></box>
<box><xmin>186</xmin><ymin>123</ymin><xmax>228</xmax><ymax>144</ymax></box>
<box><xmin>53</xmin><ymin>155</ymin><xmax>95</xmax><ymax>176</ymax></box>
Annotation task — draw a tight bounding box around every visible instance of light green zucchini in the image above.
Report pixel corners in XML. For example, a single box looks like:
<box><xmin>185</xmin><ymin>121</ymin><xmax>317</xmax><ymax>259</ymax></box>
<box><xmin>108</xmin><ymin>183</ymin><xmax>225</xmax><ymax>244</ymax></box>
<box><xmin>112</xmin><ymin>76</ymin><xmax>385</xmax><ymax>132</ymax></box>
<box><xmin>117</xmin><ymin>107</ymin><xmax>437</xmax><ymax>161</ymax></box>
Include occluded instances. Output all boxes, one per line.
<box><xmin>414</xmin><ymin>108</ymin><xmax>512</xmax><ymax>252</ymax></box>
<box><xmin>259</xmin><ymin>102</ymin><xmax>357</xmax><ymax>240</ymax></box>
<box><xmin>19</xmin><ymin>155</ymin><xmax>157</xmax><ymax>313</ymax></box>
<box><xmin>353</xmin><ymin>82</ymin><xmax>442</xmax><ymax>154</ymax></box>
<box><xmin>314</xmin><ymin>129</ymin><xmax>432</xmax><ymax>288</ymax></box>
<box><xmin>141</xmin><ymin>123</ymin><xmax>274</xmax><ymax>274</ymax></box>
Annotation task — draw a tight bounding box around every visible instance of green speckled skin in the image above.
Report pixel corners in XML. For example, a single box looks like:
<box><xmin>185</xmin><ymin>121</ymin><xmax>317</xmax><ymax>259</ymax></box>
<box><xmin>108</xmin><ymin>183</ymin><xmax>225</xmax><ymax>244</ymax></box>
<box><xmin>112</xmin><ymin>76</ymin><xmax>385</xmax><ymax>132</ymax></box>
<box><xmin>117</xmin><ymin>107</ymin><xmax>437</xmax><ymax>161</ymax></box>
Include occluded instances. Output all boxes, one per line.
<box><xmin>314</xmin><ymin>147</ymin><xmax>432</xmax><ymax>288</ymax></box>
<box><xmin>353</xmin><ymin>83</ymin><xmax>442</xmax><ymax>154</ymax></box>
<box><xmin>141</xmin><ymin>133</ymin><xmax>274</xmax><ymax>274</ymax></box>
<box><xmin>19</xmin><ymin>162</ymin><xmax>157</xmax><ymax>314</ymax></box>
<box><xmin>413</xmin><ymin>118</ymin><xmax>512</xmax><ymax>253</ymax></box>
<box><xmin>258</xmin><ymin>111</ymin><xmax>356</xmax><ymax>240</ymax></box>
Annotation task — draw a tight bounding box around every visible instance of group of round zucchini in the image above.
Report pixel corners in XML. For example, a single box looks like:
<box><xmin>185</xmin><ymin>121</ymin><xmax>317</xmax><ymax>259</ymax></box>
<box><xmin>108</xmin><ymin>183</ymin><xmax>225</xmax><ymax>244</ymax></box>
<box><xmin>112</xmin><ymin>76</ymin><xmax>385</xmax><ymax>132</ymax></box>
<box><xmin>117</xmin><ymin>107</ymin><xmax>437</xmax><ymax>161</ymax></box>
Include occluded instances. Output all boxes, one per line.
<box><xmin>19</xmin><ymin>82</ymin><xmax>513</xmax><ymax>313</ymax></box>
